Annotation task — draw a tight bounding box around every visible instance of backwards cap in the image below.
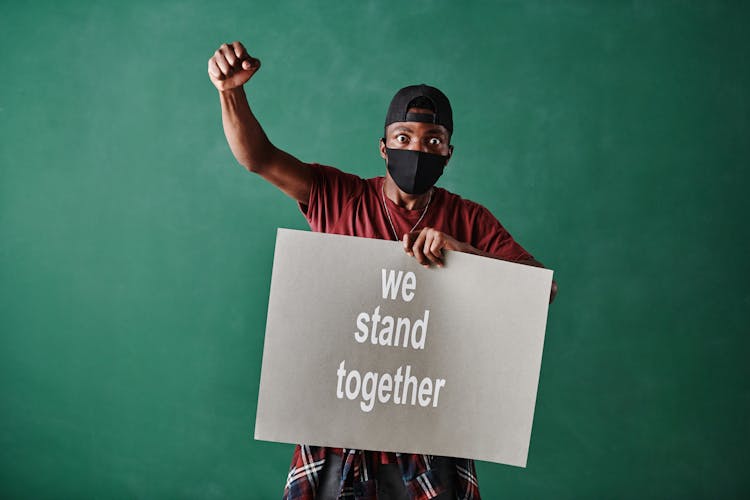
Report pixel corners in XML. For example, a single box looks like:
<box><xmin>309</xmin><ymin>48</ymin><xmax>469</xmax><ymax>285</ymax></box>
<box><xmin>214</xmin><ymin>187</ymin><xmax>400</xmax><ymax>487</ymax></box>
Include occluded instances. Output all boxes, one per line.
<box><xmin>384</xmin><ymin>84</ymin><xmax>453</xmax><ymax>134</ymax></box>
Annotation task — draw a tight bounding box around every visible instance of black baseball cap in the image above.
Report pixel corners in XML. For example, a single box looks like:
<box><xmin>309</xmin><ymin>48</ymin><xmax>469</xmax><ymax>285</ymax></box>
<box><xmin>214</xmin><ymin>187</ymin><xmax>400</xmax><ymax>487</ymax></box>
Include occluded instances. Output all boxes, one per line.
<box><xmin>384</xmin><ymin>84</ymin><xmax>453</xmax><ymax>135</ymax></box>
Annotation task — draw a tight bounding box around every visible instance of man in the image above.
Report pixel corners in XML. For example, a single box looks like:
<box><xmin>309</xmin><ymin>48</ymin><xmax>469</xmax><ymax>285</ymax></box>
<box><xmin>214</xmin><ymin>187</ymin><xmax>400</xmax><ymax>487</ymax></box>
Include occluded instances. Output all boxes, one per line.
<box><xmin>208</xmin><ymin>41</ymin><xmax>557</xmax><ymax>500</ymax></box>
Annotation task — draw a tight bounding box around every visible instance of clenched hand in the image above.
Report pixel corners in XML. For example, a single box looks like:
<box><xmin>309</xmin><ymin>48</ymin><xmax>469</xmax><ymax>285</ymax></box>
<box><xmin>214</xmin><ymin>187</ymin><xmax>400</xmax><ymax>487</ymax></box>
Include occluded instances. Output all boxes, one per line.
<box><xmin>207</xmin><ymin>41</ymin><xmax>260</xmax><ymax>92</ymax></box>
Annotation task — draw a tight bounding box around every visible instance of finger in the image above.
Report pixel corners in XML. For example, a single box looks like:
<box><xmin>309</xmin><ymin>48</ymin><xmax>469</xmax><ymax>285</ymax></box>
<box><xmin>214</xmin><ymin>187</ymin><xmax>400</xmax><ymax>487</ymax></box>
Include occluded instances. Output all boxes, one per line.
<box><xmin>231</xmin><ymin>41</ymin><xmax>247</xmax><ymax>60</ymax></box>
<box><xmin>422</xmin><ymin>233</ymin><xmax>443</xmax><ymax>266</ymax></box>
<box><xmin>242</xmin><ymin>56</ymin><xmax>260</xmax><ymax>71</ymax></box>
<box><xmin>232</xmin><ymin>41</ymin><xmax>258</xmax><ymax>70</ymax></box>
<box><xmin>403</xmin><ymin>232</ymin><xmax>417</xmax><ymax>256</ymax></box>
<box><xmin>220</xmin><ymin>43</ymin><xmax>238</xmax><ymax>67</ymax></box>
<box><xmin>232</xmin><ymin>41</ymin><xmax>254</xmax><ymax>70</ymax></box>
<box><xmin>428</xmin><ymin>235</ymin><xmax>445</xmax><ymax>266</ymax></box>
<box><xmin>411</xmin><ymin>230</ymin><xmax>430</xmax><ymax>266</ymax></box>
<box><xmin>208</xmin><ymin>58</ymin><xmax>224</xmax><ymax>80</ymax></box>
<box><xmin>213</xmin><ymin>50</ymin><xmax>231</xmax><ymax>76</ymax></box>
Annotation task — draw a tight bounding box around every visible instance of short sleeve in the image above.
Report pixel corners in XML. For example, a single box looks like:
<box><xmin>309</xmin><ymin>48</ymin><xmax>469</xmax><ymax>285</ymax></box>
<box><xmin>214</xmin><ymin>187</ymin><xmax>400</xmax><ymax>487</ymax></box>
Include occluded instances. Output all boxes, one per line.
<box><xmin>298</xmin><ymin>163</ymin><xmax>366</xmax><ymax>233</ymax></box>
<box><xmin>473</xmin><ymin>206</ymin><xmax>533</xmax><ymax>262</ymax></box>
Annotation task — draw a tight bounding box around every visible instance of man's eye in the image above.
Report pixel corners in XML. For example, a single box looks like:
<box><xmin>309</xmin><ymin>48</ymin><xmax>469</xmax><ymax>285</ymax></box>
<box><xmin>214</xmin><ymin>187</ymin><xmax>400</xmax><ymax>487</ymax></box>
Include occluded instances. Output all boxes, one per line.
<box><xmin>396</xmin><ymin>134</ymin><xmax>409</xmax><ymax>143</ymax></box>
<box><xmin>428</xmin><ymin>138</ymin><xmax>441</xmax><ymax>145</ymax></box>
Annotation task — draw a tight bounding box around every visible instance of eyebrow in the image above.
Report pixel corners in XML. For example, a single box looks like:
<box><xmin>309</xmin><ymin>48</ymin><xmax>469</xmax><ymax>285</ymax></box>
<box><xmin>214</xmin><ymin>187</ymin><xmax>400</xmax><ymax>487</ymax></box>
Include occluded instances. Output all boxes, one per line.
<box><xmin>391</xmin><ymin>125</ymin><xmax>414</xmax><ymax>133</ymax></box>
<box><xmin>390</xmin><ymin>125</ymin><xmax>448</xmax><ymax>137</ymax></box>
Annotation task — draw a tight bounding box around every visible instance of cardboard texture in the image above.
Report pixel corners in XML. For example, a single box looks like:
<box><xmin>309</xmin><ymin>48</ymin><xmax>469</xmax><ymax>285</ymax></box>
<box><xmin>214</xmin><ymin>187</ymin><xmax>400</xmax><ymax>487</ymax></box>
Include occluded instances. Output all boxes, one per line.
<box><xmin>255</xmin><ymin>229</ymin><xmax>553</xmax><ymax>467</ymax></box>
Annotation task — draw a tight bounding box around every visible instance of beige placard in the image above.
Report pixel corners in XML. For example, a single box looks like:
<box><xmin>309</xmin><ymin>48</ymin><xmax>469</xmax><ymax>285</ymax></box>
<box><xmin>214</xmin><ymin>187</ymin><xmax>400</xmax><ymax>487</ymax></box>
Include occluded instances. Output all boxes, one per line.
<box><xmin>254</xmin><ymin>228</ymin><xmax>552</xmax><ymax>467</ymax></box>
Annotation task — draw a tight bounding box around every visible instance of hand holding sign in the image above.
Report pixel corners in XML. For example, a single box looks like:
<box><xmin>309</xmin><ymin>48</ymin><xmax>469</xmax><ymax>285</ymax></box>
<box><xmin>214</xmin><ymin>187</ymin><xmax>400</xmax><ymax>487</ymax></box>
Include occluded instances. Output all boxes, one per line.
<box><xmin>402</xmin><ymin>227</ymin><xmax>470</xmax><ymax>267</ymax></box>
<box><xmin>403</xmin><ymin>227</ymin><xmax>558</xmax><ymax>305</ymax></box>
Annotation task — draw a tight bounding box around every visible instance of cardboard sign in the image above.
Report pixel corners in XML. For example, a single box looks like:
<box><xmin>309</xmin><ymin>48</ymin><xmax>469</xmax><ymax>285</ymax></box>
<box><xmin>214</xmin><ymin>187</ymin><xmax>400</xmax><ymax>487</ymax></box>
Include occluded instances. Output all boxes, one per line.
<box><xmin>254</xmin><ymin>229</ymin><xmax>553</xmax><ymax>467</ymax></box>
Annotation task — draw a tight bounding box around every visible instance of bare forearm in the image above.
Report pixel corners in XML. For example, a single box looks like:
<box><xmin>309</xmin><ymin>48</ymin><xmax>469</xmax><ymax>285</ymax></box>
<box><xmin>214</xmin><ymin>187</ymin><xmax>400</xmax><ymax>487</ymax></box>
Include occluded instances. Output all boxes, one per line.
<box><xmin>218</xmin><ymin>86</ymin><xmax>276</xmax><ymax>171</ymax></box>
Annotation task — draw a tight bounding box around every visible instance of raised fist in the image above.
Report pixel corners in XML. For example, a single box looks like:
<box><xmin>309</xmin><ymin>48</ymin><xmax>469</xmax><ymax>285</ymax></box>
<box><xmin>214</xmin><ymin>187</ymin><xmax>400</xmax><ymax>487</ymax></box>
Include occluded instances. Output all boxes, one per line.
<box><xmin>207</xmin><ymin>41</ymin><xmax>260</xmax><ymax>91</ymax></box>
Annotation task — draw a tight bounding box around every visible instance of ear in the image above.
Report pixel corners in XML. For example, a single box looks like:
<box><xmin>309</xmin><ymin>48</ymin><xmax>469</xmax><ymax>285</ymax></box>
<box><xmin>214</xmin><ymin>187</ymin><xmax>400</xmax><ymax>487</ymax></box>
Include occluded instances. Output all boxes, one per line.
<box><xmin>379</xmin><ymin>137</ymin><xmax>387</xmax><ymax>160</ymax></box>
<box><xmin>445</xmin><ymin>144</ymin><xmax>454</xmax><ymax>167</ymax></box>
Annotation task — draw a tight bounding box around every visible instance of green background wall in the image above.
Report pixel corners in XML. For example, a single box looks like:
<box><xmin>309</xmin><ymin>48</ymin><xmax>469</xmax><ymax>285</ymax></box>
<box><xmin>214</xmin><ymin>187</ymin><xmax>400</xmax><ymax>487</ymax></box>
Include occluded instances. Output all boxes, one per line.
<box><xmin>1</xmin><ymin>1</ymin><xmax>748</xmax><ymax>498</ymax></box>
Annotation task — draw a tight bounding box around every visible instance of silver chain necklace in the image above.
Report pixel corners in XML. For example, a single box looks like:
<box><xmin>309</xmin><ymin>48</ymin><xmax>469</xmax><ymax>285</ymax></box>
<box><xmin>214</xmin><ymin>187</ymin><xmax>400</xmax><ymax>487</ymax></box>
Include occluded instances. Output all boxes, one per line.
<box><xmin>381</xmin><ymin>181</ymin><xmax>433</xmax><ymax>241</ymax></box>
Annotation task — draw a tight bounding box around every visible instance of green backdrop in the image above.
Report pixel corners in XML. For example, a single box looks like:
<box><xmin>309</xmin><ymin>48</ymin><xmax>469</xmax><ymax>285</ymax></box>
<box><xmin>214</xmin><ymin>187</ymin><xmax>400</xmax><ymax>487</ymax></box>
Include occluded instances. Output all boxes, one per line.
<box><xmin>1</xmin><ymin>1</ymin><xmax>748</xmax><ymax>498</ymax></box>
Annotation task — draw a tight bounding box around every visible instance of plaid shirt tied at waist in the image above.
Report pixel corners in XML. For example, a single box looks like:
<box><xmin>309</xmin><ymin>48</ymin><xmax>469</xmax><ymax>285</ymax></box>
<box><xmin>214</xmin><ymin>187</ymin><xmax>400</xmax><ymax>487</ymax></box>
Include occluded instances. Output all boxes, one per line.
<box><xmin>283</xmin><ymin>445</ymin><xmax>481</xmax><ymax>499</ymax></box>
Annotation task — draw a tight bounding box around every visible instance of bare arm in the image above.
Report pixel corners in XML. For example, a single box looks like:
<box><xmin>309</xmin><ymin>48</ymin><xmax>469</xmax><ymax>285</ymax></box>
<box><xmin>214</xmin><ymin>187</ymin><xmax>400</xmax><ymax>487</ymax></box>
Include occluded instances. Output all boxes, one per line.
<box><xmin>208</xmin><ymin>42</ymin><xmax>313</xmax><ymax>204</ymax></box>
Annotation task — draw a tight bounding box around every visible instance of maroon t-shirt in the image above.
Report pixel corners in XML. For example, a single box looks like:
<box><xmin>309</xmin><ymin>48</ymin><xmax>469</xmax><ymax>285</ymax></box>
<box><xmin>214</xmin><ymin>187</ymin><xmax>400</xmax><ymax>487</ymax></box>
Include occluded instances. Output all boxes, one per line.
<box><xmin>298</xmin><ymin>163</ymin><xmax>532</xmax><ymax>262</ymax></box>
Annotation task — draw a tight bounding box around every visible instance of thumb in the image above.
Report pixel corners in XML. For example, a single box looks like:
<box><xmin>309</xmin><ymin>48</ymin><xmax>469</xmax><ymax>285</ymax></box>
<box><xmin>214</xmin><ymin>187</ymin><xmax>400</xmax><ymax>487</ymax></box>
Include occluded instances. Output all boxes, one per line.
<box><xmin>403</xmin><ymin>231</ymin><xmax>418</xmax><ymax>253</ymax></box>
<box><xmin>241</xmin><ymin>57</ymin><xmax>260</xmax><ymax>71</ymax></box>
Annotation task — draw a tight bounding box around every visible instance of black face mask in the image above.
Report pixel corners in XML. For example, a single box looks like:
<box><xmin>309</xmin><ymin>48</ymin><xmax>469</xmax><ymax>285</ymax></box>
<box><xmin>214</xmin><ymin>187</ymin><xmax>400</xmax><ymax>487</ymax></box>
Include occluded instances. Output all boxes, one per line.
<box><xmin>384</xmin><ymin>145</ymin><xmax>448</xmax><ymax>195</ymax></box>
